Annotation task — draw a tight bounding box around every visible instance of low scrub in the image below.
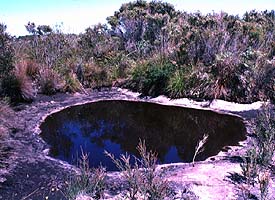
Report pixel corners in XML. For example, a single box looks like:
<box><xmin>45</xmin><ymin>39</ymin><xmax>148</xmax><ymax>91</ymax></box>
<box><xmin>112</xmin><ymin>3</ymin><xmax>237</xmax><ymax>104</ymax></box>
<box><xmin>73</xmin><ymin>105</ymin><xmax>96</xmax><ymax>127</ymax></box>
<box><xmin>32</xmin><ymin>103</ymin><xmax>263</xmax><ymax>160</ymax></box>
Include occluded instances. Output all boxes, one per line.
<box><xmin>240</xmin><ymin>104</ymin><xmax>275</xmax><ymax>199</ymax></box>
<box><xmin>129</xmin><ymin>58</ymin><xmax>176</xmax><ymax>97</ymax></box>
<box><xmin>65</xmin><ymin>150</ymin><xmax>106</xmax><ymax>200</ymax></box>
<box><xmin>39</xmin><ymin>67</ymin><xmax>62</xmax><ymax>95</ymax></box>
<box><xmin>106</xmin><ymin>140</ymin><xmax>173</xmax><ymax>200</ymax></box>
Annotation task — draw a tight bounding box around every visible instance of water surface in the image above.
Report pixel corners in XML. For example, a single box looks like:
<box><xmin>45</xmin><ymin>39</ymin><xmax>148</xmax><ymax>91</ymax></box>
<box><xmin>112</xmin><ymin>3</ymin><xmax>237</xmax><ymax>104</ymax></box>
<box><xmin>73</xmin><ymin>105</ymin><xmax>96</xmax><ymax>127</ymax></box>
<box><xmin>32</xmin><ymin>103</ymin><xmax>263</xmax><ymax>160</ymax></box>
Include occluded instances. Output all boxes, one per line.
<box><xmin>40</xmin><ymin>100</ymin><xmax>246</xmax><ymax>171</ymax></box>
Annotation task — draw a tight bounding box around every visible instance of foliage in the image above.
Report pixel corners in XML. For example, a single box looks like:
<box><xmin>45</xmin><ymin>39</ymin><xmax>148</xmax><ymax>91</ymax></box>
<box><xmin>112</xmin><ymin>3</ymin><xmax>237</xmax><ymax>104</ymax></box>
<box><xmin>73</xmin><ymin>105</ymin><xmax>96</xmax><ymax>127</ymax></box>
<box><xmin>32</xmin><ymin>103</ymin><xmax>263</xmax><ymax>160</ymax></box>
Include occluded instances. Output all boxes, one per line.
<box><xmin>240</xmin><ymin>104</ymin><xmax>274</xmax><ymax>199</ymax></box>
<box><xmin>63</xmin><ymin>73</ymin><xmax>85</xmax><ymax>93</ymax></box>
<box><xmin>258</xmin><ymin>171</ymin><xmax>270</xmax><ymax>200</ymax></box>
<box><xmin>167</xmin><ymin>70</ymin><xmax>186</xmax><ymax>98</ymax></box>
<box><xmin>129</xmin><ymin>58</ymin><xmax>176</xmax><ymax>96</ymax></box>
<box><xmin>82</xmin><ymin>63</ymin><xmax>109</xmax><ymax>88</ymax></box>
<box><xmin>254</xmin><ymin>105</ymin><xmax>275</xmax><ymax>167</ymax></box>
<box><xmin>105</xmin><ymin>140</ymin><xmax>172</xmax><ymax>200</ymax></box>
<box><xmin>240</xmin><ymin>148</ymin><xmax>258</xmax><ymax>185</ymax></box>
<box><xmin>0</xmin><ymin>24</ymin><xmax>14</xmax><ymax>76</ymax></box>
<box><xmin>0</xmin><ymin>23</ymin><xmax>15</xmax><ymax>100</ymax></box>
<box><xmin>4</xmin><ymin>2</ymin><xmax>275</xmax><ymax>104</ymax></box>
<box><xmin>39</xmin><ymin>67</ymin><xmax>61</xmax><ymax>95</ymax></box>
<box><xmin>65</xmin><ymin>150</ymin><xmax>106</xmax><ymax>200</ymax></box>
<box><xmin>106</xmin><ymin>0</ymin><xmax>179</xmax><ymax>58</ymax></box>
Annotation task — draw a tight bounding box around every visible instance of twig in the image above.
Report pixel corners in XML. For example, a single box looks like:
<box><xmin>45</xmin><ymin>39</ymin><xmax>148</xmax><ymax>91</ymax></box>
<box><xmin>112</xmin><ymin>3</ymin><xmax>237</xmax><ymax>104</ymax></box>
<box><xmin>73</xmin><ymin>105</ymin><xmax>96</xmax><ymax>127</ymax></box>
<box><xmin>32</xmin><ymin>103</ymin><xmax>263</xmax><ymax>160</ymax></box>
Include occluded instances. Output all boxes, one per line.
<box><xmin>192</xmin><ymin>134</ymin><xmax>209</xmax><ymax>167</ymax></box>
<box><xmin>21</xmin><ymin>187</ymin><xmax>40</xmax><ymax>200</ymax></box>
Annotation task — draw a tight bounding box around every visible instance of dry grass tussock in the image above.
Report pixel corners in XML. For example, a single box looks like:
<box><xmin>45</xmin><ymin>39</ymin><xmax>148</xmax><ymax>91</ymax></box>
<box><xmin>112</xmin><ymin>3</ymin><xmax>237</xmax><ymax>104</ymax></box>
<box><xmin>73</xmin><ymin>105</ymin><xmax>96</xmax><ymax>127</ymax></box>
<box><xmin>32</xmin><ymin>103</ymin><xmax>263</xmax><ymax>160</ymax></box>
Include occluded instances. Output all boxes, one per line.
<box><xmin>14</xmin><ymin>62</ymin><xmax>36</xmax><ymax>101</ymax></box>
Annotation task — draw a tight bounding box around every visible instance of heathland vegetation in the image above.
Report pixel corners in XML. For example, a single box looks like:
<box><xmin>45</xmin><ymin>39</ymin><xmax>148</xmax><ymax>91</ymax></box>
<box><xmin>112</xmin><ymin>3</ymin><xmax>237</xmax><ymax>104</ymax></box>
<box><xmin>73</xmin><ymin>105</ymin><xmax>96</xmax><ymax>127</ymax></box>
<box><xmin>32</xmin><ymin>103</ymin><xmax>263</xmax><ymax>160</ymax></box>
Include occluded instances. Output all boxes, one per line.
<box><xmin>0</xmin><ymin>1</ymin><xmax>275</xmax><ymax>105</ymax></box>
<box><xmin>0</xmin><ymin>1</ymin><xmax>274</xmax><ymax>199</ymax></box>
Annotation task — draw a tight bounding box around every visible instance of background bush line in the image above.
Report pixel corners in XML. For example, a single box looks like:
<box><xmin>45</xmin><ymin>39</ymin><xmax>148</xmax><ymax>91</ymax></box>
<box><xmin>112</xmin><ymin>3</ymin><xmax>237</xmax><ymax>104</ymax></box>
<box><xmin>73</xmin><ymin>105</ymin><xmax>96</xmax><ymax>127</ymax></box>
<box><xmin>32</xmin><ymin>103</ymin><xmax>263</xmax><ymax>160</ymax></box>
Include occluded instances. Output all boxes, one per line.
<box><xmin>1</xmin><ymin>1</ymin><xmax>275</xmax><ymax>104</ymax></box>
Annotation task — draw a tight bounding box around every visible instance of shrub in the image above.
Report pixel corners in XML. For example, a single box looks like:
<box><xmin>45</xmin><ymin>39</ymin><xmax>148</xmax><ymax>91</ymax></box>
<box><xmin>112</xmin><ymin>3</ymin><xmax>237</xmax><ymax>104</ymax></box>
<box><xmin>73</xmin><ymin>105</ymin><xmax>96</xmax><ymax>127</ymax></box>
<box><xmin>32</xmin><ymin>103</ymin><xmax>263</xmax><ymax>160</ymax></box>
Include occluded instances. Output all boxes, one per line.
<box><xmin>14</xmin><ymin>64</ymin><xmax>36</xmax><ymax>101</ymax></box>
<box><xmin>0</xmin><ymin>24</ymin><xmax>14</xmax><ymax>77</ymax></box>
<box><xmin>167</xmin><ymin>70</ymin><xmax>186</xmax><ymax>98</ymax></box>
<box><xmin>82</xmin><ymin>63</ymin><xmax>109</xmax><ymax>88</ymax></box>
<box><xmin>22</xmin><ymin>59</ymin><xmax>39</xmax><ymax>79</ymax></box>
<box><xmin>0</xmin><ymin>23</ymin><xmax>15</xmax><ymax>100</ymax></box>
<box><xmin>1</xmin><ymin>65</ymin><xmax>35</xmax><ymax>103</ymax></box>
<box><xmin>256</xmin><ymin>62</ymin><xmax>275</xmax><ymax>103</ymax></box>
<box><xmin>105</xmin><ymin>153</ymin><xmax>141</xmax><ymax>199</ymax></box>
<box><xmin>129</xmin><ymin>58</ymin><xmax>176</xmax><ymax>96</ymax></box>
<box><xmin>254</xmin><ymin>104</ymin><xmax>275</xmax><ymax>167</ymax></box>
<box><xmin>65</xmin><ymin>150</ymin><xmax>106</xmax><ymax>200</ymax></box>
<box><xmin>207</xmin><ymin>53</ymin><xmax>254</xmax><ymax>102</ymax></box>
<box><xmin>39</xmin><ymin>67</ymin><xmax>61</xmax><ymax>95</ymax></box>
<box><xmin>105</xmin><ymin>140</ymin><xmax>172</xmax><ymax>200</ymax></box>
<box><xmin>258</xmin><ymin>171</ymin><xmax>270</xmax><ymax>200</ymax></box>
<box><xmin>240</xmin><ymin>148</ymin><xmax>258</xmax><ymax>185</ymax></box>
<box><xmin>63</xmin><ymin>72</ymin><xmax>84</xmax><ymax>93</ymax></box>
<box><xmin>240</xmin><ymin>104</ymin><xmax>274</xmax><ymax>199</ymax></box>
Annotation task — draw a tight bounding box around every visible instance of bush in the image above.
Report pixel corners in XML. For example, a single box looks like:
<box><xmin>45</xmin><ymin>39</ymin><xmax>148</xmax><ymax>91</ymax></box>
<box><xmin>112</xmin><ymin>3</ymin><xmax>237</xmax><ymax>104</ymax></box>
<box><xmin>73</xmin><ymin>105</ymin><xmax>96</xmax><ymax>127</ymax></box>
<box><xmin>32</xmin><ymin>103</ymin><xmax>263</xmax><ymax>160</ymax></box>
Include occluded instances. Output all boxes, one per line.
<box><xmin>22</xmin><ymin>59</ymin><xmax>39</xmax><ymax>79</ymax></box>
<box><xmin>240</xmin><ymin>104</ymin><xmax>274</xmax><ymax>199</ymax></box>
<box><xmin>254</xmin><ymin>105</ymin><xmax>275</xmax><ymax>167</ymax></box>
<box><xmin>105</xmin><ymin>140</ymin><xmax>172</xmax><ymax>200</ymax></box>
<box><xmin>14</xmin><ymin>64</ymin><xmax>36</xmax><ymax>101</ymax></box>
<box><xmin>65</xmin><ymin>151</ymin><xmax>106</xmax><ymax>200</ymax></box>
<box><xmin>256</xmin><ymin>63</ymin><xmax>275</xmax><ymax>103</ymax></box>
<box><xmin>39</xmin><ymin>67</ymin><xmax>61</xmax><ymax>95</ymax></box>
<box><xmin>0</xmin><ymin>24</ymin><xmax>14</xmax><ymax>77</ymax></box>
<box><xmin>82</xmin><ymin>63</ymin><xmax>109</xmax><ymax>88</ymax></box>
<box><xmin>1</xmin><ymin>71</ymin><xmax>35</xmax><ymax>103</ymax></box>
<box><xmin>167</xmin><ymin>70</ymin><xmax>186</xmax><ymax>98</ymax></box>
<box><xmin>129</xmin><ymin>58</ymin><xmax>176</xmax><ymax>96</ymax></box>
<box><xmin>63</xmin><ymin>73</ymin><xmax>84</xmax><ymax>93</ymax></box>
<box><xmin>0</xmin><ymin>23</ymin><xmax>15</xmax><ymax>100</ymax></box>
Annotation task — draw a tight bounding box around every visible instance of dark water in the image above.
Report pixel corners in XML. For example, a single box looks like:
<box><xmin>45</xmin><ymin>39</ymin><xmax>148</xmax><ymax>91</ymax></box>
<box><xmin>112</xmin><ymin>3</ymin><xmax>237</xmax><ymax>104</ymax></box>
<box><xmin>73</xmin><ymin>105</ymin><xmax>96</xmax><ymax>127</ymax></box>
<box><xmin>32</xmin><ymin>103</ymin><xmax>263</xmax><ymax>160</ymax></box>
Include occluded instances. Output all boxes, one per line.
<box><xmin>40</xmin><ymin>100</ymin><xmax>246</xmax><ymax>171</ymax></box>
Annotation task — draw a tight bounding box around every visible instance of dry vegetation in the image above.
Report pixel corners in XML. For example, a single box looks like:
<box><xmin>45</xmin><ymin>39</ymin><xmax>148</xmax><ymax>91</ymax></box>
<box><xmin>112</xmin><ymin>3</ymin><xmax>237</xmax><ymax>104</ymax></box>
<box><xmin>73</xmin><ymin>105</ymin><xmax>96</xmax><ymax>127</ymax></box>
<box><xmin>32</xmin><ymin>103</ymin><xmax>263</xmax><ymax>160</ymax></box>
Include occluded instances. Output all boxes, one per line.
<box><xmin>0</xmin><ymin>1</ymin><xmax>275</xmax><ymax>104</ymax></box>
<box><xmin>0</xmin><ymin>0</ymin><xmax>275</xmax><ymax>199</ymax></box>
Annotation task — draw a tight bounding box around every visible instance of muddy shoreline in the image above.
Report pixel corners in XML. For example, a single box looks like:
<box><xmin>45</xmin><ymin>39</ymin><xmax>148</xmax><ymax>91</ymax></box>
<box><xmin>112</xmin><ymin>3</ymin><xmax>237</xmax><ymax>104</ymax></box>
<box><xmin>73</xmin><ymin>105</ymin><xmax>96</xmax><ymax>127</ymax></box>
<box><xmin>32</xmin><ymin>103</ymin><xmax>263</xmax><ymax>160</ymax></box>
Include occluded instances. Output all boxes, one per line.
<box><xmin>0</xmin><ymin>87</ymin><xmax>273</xmax><ymax>199</ymax></box>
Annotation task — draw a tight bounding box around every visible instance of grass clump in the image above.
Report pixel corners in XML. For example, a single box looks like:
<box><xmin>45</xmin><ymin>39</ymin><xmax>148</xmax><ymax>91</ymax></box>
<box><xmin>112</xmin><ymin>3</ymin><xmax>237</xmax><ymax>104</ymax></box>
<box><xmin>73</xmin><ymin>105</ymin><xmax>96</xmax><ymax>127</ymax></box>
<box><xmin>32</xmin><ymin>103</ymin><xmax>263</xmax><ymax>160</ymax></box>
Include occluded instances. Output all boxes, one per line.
<box><xmin>240</xmin><ymin>104</ymin><xmax>275</xmax><ymax>199</ymax></box>
<box><xmin>105</xmin><ymin>140</ymin><xmax>172</xmax><ymax>200</ymax></box>
<box><xmin>39</xmin><ymin>67</ymin><xmax>61</xmax><ymax>95</ymax></box>
<box><xmin>65</xmin><ymin>150</ymin><xmax>106</xmax><ymax>200</ymax></box>
<box><xmin>166</xmin><ymin>70</ymin><xmax>187</xmax><ymax>98</ymax></box>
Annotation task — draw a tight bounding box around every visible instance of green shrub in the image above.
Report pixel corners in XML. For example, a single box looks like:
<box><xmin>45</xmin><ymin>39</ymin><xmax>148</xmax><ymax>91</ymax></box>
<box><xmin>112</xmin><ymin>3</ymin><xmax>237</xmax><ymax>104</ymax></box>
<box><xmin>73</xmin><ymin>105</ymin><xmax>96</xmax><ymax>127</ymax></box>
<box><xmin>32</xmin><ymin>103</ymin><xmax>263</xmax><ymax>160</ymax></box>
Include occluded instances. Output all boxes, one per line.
<box><xmin>254</xmin><ymin>105</ymin><xmax>275</xmax><ymax>167</ymax></box>
<box><xmin>167</xmin><ymin>69</ymin><xmax>189</xmax><ymax>98</ymax></box>
<box><xmin>240</xmin><ymin>148</ymin><xmax>258</xmax><ymax>185</ymax></box>
<box><xmin>63</xmin><ymin>73</ymin><xmax>83</xmax><ymax>93</ymax></box>
<box><xmin>0</xmin><ymin>24</ymin><xmax>14</xmax><ymax>77</ymax></box>
<box><xmin>0</xmin><ymin>24</ymin><xmax>15</xmax><ymax>100</ymax></box>
<box><xmin>129</xmin><ymin>59</ymin><xmax>176</xmax><ymax>96</ymax></box>
<box><xmin>256</xmin><ymin>63</ymin><xmax>275</xmax><ymax>103</ymax></box>
<box><xmin>240</xmin><ymin>104</ymin><xmax>274</xmax><ymax>199</ymax></box>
